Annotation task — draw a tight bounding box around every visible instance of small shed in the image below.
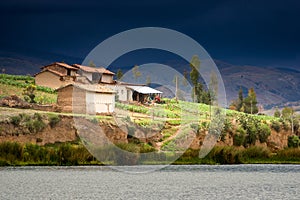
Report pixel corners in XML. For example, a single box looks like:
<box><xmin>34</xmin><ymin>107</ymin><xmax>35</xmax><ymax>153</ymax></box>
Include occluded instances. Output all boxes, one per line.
<box><xmin>126</xmin><ymin>86</ymin><xmax>162</xmax><ymax>102</ymax></box>
<box><xmin>56</xmin><ymin>84</ymin><xmax>116</xmax><ymax>114</ymax></box>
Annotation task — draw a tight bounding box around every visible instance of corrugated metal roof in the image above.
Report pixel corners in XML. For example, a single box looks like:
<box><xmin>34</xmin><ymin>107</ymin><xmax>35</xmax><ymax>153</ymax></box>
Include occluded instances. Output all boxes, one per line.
<box><xmin>126</xmin><ymin>86</ymin><xmax>162</xmax><ymax>94</ymax></box>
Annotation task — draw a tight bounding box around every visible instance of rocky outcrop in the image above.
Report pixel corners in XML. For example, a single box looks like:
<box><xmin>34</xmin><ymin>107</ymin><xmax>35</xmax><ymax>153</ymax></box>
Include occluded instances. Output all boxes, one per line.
<box><xmin>0</xmin><ymin>95</ymin><xmax>31</xmax><ymax>108</ymax></box>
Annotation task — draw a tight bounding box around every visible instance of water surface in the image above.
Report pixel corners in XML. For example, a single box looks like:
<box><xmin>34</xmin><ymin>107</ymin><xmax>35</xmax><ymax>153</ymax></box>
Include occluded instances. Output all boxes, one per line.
<box><xmin>1</xmin><ymin>165</ymin><xmax>299</xmax><ymax>199</ymax></box>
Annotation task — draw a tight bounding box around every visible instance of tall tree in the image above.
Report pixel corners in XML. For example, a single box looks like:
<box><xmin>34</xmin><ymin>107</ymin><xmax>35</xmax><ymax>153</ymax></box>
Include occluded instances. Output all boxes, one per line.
<box><xmin>173</xmin><ymin>75</ymin><xmax>179</xmax><ymax>100</ymax></box>
<box><xmin>116</xmin><ymin>69</ymin><xmax>123</xmax><ymax>80</ymax></box>
<box><xmin>237</xmin><ymin>87</ymin><xmax>244</xmax><ymax>111</ymax></box>
<box><xmin>243</xmin><ymin>88</ymin><xmax>258</xmax><ymax>114</ymax></box>
<box><xmin>209</xmin><ymin>71</ymin><xmax>218</xmax><ymax>104</ymax></box>
<box><xmin>274</xmin><ymin>107</ymin><xmax>281</xmax><ymax>118</ymax></box>
<box><xmin>282</xmin><ymin>107</ymin><xmax>294</xmax><ymax>119</ymax></box>
<box><xmin>182</xmin><ymin>69</ymin><xmax>189</xmax><ymax>87</ymax></box>
<box><xmin>132</xmin><ymin>65</ymin><xmax>141</xmax><ymax>81</ymax></box>
<box><xmin>190</xmin><ymin>55</ymin><xmax>200</xmax><ymax>102</ymax></box>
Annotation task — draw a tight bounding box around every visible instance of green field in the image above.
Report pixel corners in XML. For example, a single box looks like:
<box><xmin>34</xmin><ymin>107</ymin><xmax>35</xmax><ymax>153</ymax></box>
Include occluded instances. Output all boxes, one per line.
<box><xmin>0</xmin><ymin>74</ymin><xmax>57</xmax><ymax>104</ymax></box>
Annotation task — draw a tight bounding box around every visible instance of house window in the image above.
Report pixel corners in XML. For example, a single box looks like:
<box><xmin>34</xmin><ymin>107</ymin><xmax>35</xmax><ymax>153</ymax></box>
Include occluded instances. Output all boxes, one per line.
<box><xmin>92</xmin><ymin>73</ymin><xmax>101</xmax><ymax>82</ymax></box>
<box><xmin>121</xmin><ymin>90</ymin><xmax>124</xmax><ymax>95</ymax></box>
<box><xmin>67</xmin><ymin>69</ymin><xmax>71</xmax><ymax>76</ymax></box>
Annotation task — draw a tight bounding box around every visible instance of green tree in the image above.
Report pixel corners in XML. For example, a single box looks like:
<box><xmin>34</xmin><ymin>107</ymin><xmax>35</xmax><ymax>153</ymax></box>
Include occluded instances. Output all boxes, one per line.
<box><xmin>282</xmin><ymin>107</ymin><xmax>294</xmax><ymax>119</ymax></box>
<box><xmin>182</xmin><ymin>69</ymin><xmax>189</xmax><ymax>87</ymax></box>
<box><xmin>88</xmin><ymin>60</ymin><xmax>96</xmax><ymax>68</ymax></box>
<box><xmin>243</xmin><ymin>88</ymin><xmax>258</xmax><ymax>114</ymax></box>
<box><xmin>209</xmin><ymin>71</ymin><xmax>218</xmax><ymax>106</ymax></box>
<box><xmin>23</xmin><ymin>84</ymin><xmax>36</xmax><ymax>103</ymax></box>
<box><xmin>237</xmin><ymin>87</ymin><xmax>244</xmax><ymax>111</ymax></box>
<box><xmin>190</xmin><ymin>55</ymin><xmax>200</xmax><ymax>102</ymax></box>
<box><xmin>132</xmin><ymin>65</ymin><xmax>141</xmax><ymax>81</ymax></box>
<box><xmin>282</xmin><ymin>107</ymin><xmax>296</xmax><ymax>134</ymax></box>
<box><xmin>274</xmin><ymin>107</ymin><xmax>281</xmax><ymax>118</ymax></box>
<box><xmin>116</xmin><ymin>69</ymin><xmax>123</xmax><ymax>80</ymax></box>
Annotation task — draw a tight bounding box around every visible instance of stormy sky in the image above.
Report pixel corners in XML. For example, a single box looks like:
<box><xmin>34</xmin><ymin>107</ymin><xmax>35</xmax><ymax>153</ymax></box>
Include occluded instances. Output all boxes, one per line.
<box><xmin>0</xmin><ymin>0</ymin><xmax>299</xmax><ymax>68</ymax></box>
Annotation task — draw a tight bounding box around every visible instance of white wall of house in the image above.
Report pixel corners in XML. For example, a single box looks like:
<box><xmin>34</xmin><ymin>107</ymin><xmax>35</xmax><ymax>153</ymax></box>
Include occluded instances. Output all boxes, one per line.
<box><xmin>101</xmin><ymin>74</ymin><xmax>113</xmax><ymax>83</ymax></box>
<box><xmin>106</xmin><ymin>85</ymin><xmax>132</xmax><ymax>102</ymax></box>
<box><xmin>86</xmin><ymin>91</ymin><xmax>115</xmax><ymax>114</ymax></box>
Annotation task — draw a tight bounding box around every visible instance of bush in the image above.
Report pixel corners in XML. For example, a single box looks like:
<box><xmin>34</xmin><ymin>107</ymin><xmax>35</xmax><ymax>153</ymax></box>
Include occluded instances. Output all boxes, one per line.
<box><xmin>257</xmin><ymin>123</ymin><xmax>271</xmax><ymax>143</ymax></box>
<box><xmin>240</xmin><ymin>146</ymin><xmax>271</xmax><ymax>160</ymax></box>
<box><xmin>25</xmin><ymin>119</ymin><xmax>46</xmax><ymax>133</ymax></box>
<box><xmin>48</xmin><ymin>114</ymin><xmax>60</xmax><ymax>128</ymax></box>
<box><xmin>10</xmin><ymin>116</ymin><xmax>21</xmax><ymax>126</ymax></box>
<box><xmin>271</xmin><ymin>120</ymin><xmax>281</xmax><ymax>132</ymax></box>
<box><xmin>288</xmin><ymin>135</ymin><xmax>300</xmax><ymax>148</ymax></box>
<box><xmin>206</xmin><ymin>146</ymin><xmax>242</xmax><ymax>164</ymax></box>
<box><xmin>233</xmin><ymin>127</ymin><xmax>246</xmax><ymax>146</ymax></box>
<box><xmin>246</xmin><ymin>122</ymin><xmax>258</xmax><ymax>145</ymax></box>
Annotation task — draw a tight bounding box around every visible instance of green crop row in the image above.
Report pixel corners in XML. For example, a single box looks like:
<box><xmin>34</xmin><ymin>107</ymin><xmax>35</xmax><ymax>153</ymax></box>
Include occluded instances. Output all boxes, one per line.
<box><xmin>0</xmin><ymin>76</ymin><xmax>55</xmax><ymax>94</ymax></box>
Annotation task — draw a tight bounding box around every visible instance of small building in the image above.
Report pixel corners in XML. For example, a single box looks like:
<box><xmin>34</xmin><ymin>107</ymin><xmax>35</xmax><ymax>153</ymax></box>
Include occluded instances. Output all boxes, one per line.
<box><xmin>34</xmin><ymin>62</ymin><xmax>116</xmax><ymax>89</ymax></box>
<box><xmin>56</xmin><ymin>84</ymin><xmax>116</xmax><ymax>114</ymax></box>
<box><xmin>34</xmin><ymin>62</ymin><xmax>78</xmax><ymax>89</ymax></box>
<box><xmin>106</xmin><ymin>82</ymin><xmax>162</xmax><ymax>102</ymax></box>
<box><xmin>126</xmin><ymin>85</ymin><xmax>162</xmax><ymax>102</ymax></box>
<box><xmin>73</xmin><ymin>64</ymin><xmax>115</xmax><ymax>84</ymax></box>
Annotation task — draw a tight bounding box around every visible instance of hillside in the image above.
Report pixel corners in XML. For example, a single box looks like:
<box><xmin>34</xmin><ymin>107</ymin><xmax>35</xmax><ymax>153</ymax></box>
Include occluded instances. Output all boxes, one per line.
<box><xmin>0</xmin><ymin>74</ymin><xmax>57</xmax><ymax>104</ymax></box>
<box><xmin>0</xmin><ymin>54</ymin><xmax>299</xmax><ymax>110</ymax></box>
<box><xmin>0</xmin><ymin>90</ymin><xmax>299</xmax><ymax>165</ymax></box>
<box><xmin>220</xmin><ymin>63</ymin><xmax>300</xmax><ymax>110</ymax></box>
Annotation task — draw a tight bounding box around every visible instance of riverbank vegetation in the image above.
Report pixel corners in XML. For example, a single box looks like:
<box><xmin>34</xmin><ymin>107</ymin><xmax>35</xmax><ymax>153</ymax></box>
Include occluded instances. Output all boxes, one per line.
<box><xmin>1</xmin><ymin>141</ymin><xmax>300</xmax><ymax>166</ymax></box>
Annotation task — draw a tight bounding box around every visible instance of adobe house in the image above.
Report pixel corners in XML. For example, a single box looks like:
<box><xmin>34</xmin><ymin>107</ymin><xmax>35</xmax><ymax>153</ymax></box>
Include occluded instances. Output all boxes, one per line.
<box><xmin>34</xmin><ymin>62</ymin><xmax>116</xmax><ymax>89</ymax></box>
<box><xmin>34</xmin><ymin>62</ymin><xmax>78</xmax><ymax>89</ymax></box>
<box><xmin>73</xmin><ymin>64</ymin><xmax>115</xmax><ymax>84</ymax></box>
<box><xmin>56</xmin><ymin>84</ymin><xmax>116</xmax><ymax>114</ymax></box>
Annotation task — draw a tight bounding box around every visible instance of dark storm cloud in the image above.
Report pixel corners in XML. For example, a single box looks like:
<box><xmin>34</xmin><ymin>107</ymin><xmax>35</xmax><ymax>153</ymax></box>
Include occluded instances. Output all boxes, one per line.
<box><xmin>0</xmin><ymin>0</ymin><xmax>299</xmax><ymax>67</ymax></box>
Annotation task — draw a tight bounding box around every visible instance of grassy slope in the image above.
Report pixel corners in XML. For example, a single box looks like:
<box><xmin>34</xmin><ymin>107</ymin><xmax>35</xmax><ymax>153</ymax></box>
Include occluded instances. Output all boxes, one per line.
<box><xmin>0</xmin><ymin>74</ymin><xmax>299</xmax><ymax>165</ymax></box>
<box><xmin>0</xmin><ymin>74</ymin><xmax>57</xmax><ymax>104</ymax></box>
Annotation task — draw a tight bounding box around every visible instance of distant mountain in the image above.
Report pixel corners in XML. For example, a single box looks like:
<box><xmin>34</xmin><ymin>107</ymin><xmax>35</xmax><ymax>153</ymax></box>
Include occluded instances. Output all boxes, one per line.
<box><xmin>0</xmin><ymin>51</ymin><xmax>81</xmax><ymax>75</ymax></box>
<box><xmin>218</xmin><ymin>61</ymin><xmax>300</xmax><ymax>110</ymax></box>
<box><xmin>0</xmin><ymin>53</ymin><xmax>299</xmax><ymax>110</ymax></box>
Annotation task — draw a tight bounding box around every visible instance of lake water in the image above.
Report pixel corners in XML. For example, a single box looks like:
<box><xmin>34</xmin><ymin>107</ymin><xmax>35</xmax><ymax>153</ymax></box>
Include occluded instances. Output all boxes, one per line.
<box><xmin>0</xmin><ymin>165</ymin><xmax>299</xmax><ymax>200</ymax></box>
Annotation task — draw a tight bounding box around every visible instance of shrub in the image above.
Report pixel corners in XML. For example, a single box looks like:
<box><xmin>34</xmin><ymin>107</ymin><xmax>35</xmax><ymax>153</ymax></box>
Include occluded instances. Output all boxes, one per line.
<box><xmin>25</xmin><ymin>119</ymin><xmax>46</xmax><ymax>133</ymax></box>
<box><xmin>240</xmin><ymin>146</ymin><xmax>271</xmax><ymax>160</ymax></box>
<box><xmin>10</xmin><ymin>116</ymin><xmax>21</xmax><ymax>126</ymax></box>
<box><xmin>48</xmin><ymin>114</ymin><xmax>60</xmax><ymax>128</ymax></box>
<box><xmin>233</xmin><ymin>126</ymin><xmax>246</xmax><ymax>146</ymax></box>
<box><xmin>257</xmin><ymin>123</ymin><xmax>271</xmax><ymax>143</ymax></box>
<box><xmin>190</xmin><ymin>123</ymin><xmax>200</xmax><ymax>133</ymax></box>
<box><xmin>206</xmin><ymin>146</ymin><xmax>242</xmax><ymax>164</ymax></box>
<box><xmin>245</xmin><ymin>122</ymin><xmax>258</xmax><ymax>145</ymax></box>
<box><xmin>288</xmin><ymin>135</ymin><xmax>300</xmax><ymax>148</ymax></box>
<box><xmin>271</xmin><ymin>120</ymin><xmax>281</xmax><ymax>132</ymax></box>
<box><xmin>33</xmin><ymin>113</ymin><xmax>43</xmax><ymax>121</ymax></box>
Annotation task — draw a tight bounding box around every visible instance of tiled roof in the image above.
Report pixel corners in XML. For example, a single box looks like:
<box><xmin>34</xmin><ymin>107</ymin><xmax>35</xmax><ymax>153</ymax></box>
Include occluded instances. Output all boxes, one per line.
<box><xmin>42</xmin><ymin>62</ymin><xmax>78</xmax><ymax>70</ymax></box>
<box><xmin>73</xmin><ymin>64</ymin><xmax>115</xmax><ymax>75</ymax></box>
<box><xmin>34</xmin><ymin>68</ymin><xmax>65</xmax><ymax>77</ymax></box>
